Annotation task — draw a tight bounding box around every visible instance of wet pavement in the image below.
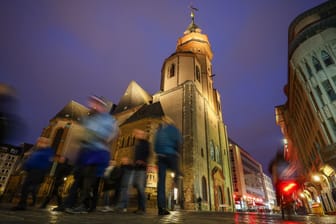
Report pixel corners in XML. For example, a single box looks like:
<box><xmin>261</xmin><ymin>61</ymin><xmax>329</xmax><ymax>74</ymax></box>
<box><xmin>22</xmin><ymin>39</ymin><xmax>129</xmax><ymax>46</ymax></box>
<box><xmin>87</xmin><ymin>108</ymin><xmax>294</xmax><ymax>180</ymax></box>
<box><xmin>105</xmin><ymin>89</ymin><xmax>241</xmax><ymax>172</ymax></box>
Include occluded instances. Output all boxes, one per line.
<box><xmin>0</xmin><ymin>204</ymin><xmax>336</xmax><ymax>224</ymax></box>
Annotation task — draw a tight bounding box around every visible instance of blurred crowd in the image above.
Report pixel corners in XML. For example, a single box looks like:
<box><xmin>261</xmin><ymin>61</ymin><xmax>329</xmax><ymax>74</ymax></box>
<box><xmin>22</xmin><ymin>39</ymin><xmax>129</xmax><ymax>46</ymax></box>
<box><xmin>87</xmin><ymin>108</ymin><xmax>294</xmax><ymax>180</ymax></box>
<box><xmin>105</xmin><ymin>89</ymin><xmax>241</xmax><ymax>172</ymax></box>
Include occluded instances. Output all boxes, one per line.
<box><xmin>1</xmin><ymin>88</ymin><xmax>183</xmax><ymax>216</ymax></box>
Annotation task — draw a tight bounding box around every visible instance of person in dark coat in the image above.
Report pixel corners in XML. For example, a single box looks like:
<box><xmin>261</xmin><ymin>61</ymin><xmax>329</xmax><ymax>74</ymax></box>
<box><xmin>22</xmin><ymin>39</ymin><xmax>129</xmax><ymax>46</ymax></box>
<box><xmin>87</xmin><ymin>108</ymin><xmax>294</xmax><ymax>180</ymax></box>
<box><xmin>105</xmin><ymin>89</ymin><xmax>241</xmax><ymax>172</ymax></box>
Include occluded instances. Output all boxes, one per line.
<box><xmin>132</xmin><ymin>129</ymin><xmax>150</xmax><ymax>214</ymax></box>
<box><xmin>39</xmin><ymin>155</ymin><xmax>73</xmax><ymax>209</ymax></box>
<box><xmin>11</xmin><ymin>137</ymin><xmax>54</xmax><ymax>210</ymax></box>
<box><xmin>154</xmin><ymin>117</ymin><xmax>182</xmax><ymax>215</ymax></box>
<box><xmin>100</xmin><ymin>160</ymin><xmax>122</xmax><ymax>212</ymax></box>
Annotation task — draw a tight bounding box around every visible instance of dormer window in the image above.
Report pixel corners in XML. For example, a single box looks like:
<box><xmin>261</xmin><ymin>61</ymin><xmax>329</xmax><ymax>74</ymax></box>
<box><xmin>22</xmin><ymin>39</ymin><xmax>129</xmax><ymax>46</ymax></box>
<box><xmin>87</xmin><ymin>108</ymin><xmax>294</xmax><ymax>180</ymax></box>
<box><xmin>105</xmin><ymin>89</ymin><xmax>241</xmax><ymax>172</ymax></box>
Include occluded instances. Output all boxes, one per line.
<box><xmin>312</xmin><ymin>56</ymin><xmax>323</xmax><ymax>72</ymax></box>
<box><xmin>168</xmin><ymin>63</ymin><xmax>175</xmax><ymax>78</ymax></box>
<box><xmin>321</xmin><ymin>50</ymin><xmax>334</xmax><ymax>67</ymax></box>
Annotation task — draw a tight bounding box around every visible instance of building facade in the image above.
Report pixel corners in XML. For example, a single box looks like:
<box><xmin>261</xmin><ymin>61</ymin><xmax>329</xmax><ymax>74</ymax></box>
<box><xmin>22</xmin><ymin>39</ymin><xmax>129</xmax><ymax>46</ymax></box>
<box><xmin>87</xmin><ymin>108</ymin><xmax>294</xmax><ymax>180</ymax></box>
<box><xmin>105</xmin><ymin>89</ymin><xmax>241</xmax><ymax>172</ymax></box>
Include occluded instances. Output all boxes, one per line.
<box><xmin>275</xmin><ymin>1</ymin><xmax>336</xmax><ymax>214</ymax></box>
<box><xmin>111</xmin><ymin>11</ymin><xmax>234</xmax><ymax>211</ymax></box>
<box><xmin>229</xmin><ymin>139</ymin><xmax>268</xmax><ymax>211</ymax></box>
<box><xmin>5</xmin><ymin>11</ymin><xmax>234</xmax><ymax>212</ymax></box>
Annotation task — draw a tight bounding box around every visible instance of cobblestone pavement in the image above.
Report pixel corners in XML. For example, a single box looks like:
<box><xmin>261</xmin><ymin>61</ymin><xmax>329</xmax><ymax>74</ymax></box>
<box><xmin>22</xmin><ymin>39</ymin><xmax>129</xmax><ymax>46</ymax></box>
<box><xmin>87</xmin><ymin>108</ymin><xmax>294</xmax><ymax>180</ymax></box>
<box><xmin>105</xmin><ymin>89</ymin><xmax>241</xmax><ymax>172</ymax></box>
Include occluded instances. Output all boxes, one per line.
<box><xmin>0</xmin><ymin>204</ymin><xmax>336</xmax><ymax>224</ymax></box>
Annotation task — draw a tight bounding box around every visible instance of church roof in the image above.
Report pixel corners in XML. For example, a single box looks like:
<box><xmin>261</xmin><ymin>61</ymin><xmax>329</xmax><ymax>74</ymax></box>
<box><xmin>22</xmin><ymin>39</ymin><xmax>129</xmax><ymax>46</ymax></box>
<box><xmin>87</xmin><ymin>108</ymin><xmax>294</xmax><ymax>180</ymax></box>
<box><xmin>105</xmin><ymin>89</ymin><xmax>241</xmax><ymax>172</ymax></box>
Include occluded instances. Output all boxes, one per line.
<box><xmin>51</xmin><ymin>100</ymin><xmax>89</xmax><ymax>122</ymax></box>
<box><xmin>113</xmin><ymin>80</ymin><xmax>153</xmax><ymax>114</ymax></box>
<box><xmin>122</xmin><ymin>102</ymin><xmax>164</xmax><ymax>125</ymax></box>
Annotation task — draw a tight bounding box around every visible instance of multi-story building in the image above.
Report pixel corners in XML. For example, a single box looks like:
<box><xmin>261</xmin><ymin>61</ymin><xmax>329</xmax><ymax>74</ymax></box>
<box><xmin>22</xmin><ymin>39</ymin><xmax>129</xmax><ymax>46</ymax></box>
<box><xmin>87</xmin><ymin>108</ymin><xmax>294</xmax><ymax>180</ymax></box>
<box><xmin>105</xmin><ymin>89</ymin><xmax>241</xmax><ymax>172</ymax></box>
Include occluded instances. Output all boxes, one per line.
<box><xmin>275</xmin><ymin>0</ymin><xmax>336</xmax><ymax>214</ymax></box>
<box><xmin>229</xmin><ymin>139</ymin><xmax>267</xmax><ymax>211</ymax></box>
<box><xmin>263</xmin><ymin>173</ymin><xmax>277</xmax><ymax>210</ymax></box>
<box><xmin>0</xmin><ymin>145</ymin><xmax>22</xmax><ymax>195</ymax></box>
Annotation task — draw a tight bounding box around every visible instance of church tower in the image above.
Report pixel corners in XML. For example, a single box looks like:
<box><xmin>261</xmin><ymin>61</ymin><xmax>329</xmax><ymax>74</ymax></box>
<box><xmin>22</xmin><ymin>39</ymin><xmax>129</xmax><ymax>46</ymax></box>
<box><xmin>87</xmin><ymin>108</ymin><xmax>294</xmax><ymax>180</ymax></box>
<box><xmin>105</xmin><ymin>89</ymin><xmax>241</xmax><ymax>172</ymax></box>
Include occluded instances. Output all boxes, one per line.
<box><xmin>153</xmin><ymin>8</ymin><xmax>234</xmax><ymax>211</ymax></box>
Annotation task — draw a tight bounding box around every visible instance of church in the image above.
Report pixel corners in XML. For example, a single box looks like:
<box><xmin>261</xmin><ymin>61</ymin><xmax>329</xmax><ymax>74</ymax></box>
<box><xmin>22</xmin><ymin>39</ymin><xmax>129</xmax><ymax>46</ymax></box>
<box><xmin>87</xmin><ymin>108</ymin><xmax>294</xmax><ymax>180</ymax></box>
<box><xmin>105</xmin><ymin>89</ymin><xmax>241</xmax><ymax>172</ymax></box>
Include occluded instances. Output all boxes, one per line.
<box><xmin>31</xmin><ymin>9</ymin><xmax>234</xmax><ymax>212</ymax></box>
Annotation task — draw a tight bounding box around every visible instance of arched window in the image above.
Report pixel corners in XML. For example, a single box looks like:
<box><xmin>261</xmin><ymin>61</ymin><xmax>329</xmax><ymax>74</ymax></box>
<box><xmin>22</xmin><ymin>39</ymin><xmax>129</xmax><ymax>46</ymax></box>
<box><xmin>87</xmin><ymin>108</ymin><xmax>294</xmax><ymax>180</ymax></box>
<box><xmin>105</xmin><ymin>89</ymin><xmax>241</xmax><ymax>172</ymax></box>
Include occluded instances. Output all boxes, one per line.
<box><xmin>305</xmin><ymin>62</ymin><xmax>313</xmax><ymax>78</ymax></box>
<box><xmin>210</xmin><ymin>140</ymin><xmax>215</xmax><ymax>161</ymax></box>
<box><xmin>218</xmin><ymin>147</ymin><xmax>223</xmax><ymax>164</ymax></box>
<box><xmin>52</xmin><ymin>128</ymin><xmax>64</xmax><ymax>153</ymax></box>
<box><xmin>312</xmin><ymin>56</ymin><xmax>323</xmax><ymax>72</ymax></box>
<box><xmin>322</xmin><ymin>80</ymin><xmax>336</xmax><ymax>101</ymax></box>
<box><xmin>202</xmin><ymin>176</ymin><xmax>208</xmax><ymax>201</ymax></box>
<box><xmin>215</xmin><ymin>146</ymin><xmax>219</xmax><ymax>162</ymax></box>
<box><xmin>217</xmin><ymin>186</ymin><xmax>224</xmax><ymax>205</ymax></box>
<box><xmin>321</xmin><ymin>50</ymin><xmax>334</xmax><ymax>66</ymax></box>
<box><xmin>169</xmin><ymin>63</ymin><xmax>175</xmax><ymax>78</ymax></box>
<box><xmin>195</xmin><ymin>65</ymin><xmax>201</xmax><ymax>82</ymax></box>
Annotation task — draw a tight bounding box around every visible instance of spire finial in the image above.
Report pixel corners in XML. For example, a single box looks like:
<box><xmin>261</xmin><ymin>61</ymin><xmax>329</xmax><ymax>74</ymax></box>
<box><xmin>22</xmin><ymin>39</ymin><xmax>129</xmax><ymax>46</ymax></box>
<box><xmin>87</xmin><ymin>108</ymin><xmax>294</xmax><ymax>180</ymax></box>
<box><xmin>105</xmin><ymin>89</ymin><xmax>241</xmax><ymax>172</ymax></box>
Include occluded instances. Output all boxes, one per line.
<box><xmin>189</xmin><ymin>5</ymin><xmax>198</xmax><ymax>24</ymax></box>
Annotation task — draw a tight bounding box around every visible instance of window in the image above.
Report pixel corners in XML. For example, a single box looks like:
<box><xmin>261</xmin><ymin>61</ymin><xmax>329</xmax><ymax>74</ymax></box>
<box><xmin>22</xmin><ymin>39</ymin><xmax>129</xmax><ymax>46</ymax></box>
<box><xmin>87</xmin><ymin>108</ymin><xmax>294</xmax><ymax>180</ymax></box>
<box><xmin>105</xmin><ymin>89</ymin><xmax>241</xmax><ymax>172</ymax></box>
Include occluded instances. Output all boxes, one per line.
<box><xmin>304</xmin><ymin>62</ymin><xmax>313</xmax><ymax>78</ymax></box>
<box><xmin>201</xmin><ymin>147</ymin><xmax>204</xmax><ymax>157</ymax></box>
<box><xmin>322</xmin><ymin>80</ymin><xmax>336</xmax><ymax>101</ymax></box>
<box><xmin>312</xmin><ymin>56</ymin><xmax>323</xmax><ymax>72</ymax></box>
<box><xmin>195</xmin><ymin>65</ymin><xmax>201</xmax><ymax>82</ymax></box>
<box><xmin>169</xmin><ymin>63</ymin><xmax>175</xmax><ymax>78</ymax></box>
<box><xmin>322</xmin><ymin>50</ymin><xmax>334</xmax><ymax>66</ymax></box>
<box><xmin>328</xmin><ymin>118</ymin><xmax>336</xmax><ymax>136</ymax></box>
<box><xmin>315</xmin><ymin>86</ymin><xmax>324</xmax><ymax>105</ymax></box>
<box><xmin>202</xmin><ymin>176</ymin><xmax>208</xmax><ymax>201</ymax></box>
<box><xmin>210</xmin><ymin>140</ymin><xmax>215</xmax><ymax>161</ymax></box>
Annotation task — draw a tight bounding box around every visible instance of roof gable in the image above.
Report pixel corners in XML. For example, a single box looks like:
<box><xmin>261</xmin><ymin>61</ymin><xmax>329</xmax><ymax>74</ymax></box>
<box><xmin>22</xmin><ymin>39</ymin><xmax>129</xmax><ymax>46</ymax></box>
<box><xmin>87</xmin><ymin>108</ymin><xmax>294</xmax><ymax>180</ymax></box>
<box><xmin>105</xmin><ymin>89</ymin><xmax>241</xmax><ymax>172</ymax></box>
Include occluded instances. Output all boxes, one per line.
<box><xmin>52</xmin><ymin>100</ymin><xmax>89</xmax><ymax>122</ymax></box>
<box><xmin>122</xmin><ymin>102</ymin><xmax>164</xmax><ymax>125</ymax></box>
<box><xmin>113</xmin><ymin>80</ymin><xmax>153</xmax><ymax>113</ymax></box>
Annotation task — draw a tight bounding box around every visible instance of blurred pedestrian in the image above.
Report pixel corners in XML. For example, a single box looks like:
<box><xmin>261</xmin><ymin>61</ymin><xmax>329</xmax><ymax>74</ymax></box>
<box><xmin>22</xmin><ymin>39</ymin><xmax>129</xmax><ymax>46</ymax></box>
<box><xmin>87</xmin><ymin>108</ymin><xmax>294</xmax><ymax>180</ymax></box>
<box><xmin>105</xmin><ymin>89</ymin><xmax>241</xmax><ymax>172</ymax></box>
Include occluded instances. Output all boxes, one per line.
<box><xmin>65</xmin><ymin>95</ymin><xmax>119</xmax><ymax>214</ymax></box>
<box><xmin>0</xmin><ymin>83</ymin><xmax>25</xmax><ymax>144</ymax></box>
<box><xmin>132</xmin><ymin>129</ymin><xmax>150</xmax><ymax>214</ymax></box>
<box><xmin>11</xmin><ymin>137</ymin><xmax>54</xmax><ymax>210</ymax></box>
<box><xmin>39</xmin><ymin>155</ymin><xmax>73</xmax><ymax>209</ymax></box>
<box><xmin>100</xmin><ymin>160</ymin><xmax>122</xmax><ymax>212</ymax></box>
<box><xmin>115</xmin><ymin>157</ymin><xmax>133</xmax><ymax>212</ymax></box>
<box><xmin>154</xmin><ymin>117</ymin><xmax>182</xmax><ymax>215</ymax></box>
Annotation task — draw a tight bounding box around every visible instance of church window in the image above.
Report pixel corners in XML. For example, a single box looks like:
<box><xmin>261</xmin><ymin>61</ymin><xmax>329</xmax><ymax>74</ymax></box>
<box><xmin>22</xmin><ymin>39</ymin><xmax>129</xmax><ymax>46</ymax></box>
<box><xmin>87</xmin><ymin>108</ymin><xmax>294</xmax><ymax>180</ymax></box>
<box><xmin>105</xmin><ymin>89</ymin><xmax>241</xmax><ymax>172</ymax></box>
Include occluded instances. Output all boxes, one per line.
<box><xmin>195</xmin><ymin>65</ymin><xmax>201</xmax><ymax>82</ymax></box>
<box><xmin>52</xmin><ymin>128</ymin><xmax>64</xmax><ymax>151</ymax></box>
<box><xmin>322</xmin><ymin>80</ymin><xmax>336</xmax><ymax>101</ymax></box>
<box><xmin>202</xmin><ymin>176</ymin><xmax>208</xmax><ymax>201</ymax></box>
<box><xmin>321</xmin><ymin>50</ymin><xmax>334</xmax><ymax>66</ymax></box>
<box><xmin>227</xmin><ymin>188</ymin><xmax>231</xmax><ymax>205</ymax></box>
<box><xmin>217</xmin><ymin>186</ymin><xmax>224</xmax><ymax>205</ymax></box>
<box><xmin>126</xmin><ymin>136</ymin><xmax>131</xmax><ymax>147</ymax></box>
<box><xmin>120</xmin><ymin>137</ymin><xmax>125</xmax><ymax>148</ymax></box>
<box><xmin>210</xmin><ymin>140</ymin><xmax>215</xmax><ymax>161</ymax></box>
<box><xmin>215</xmin><ymin>146</ymin><xmax>219</xmax><ymax>162</ymax></box>
<box><xmin>312</xmin><ymin>56</ymin><xmax>322</xmax><ymax>72</ymax></box>
<box><xmin>169</xmin><ymin>63</ymin><xmax>175</xmax><ymax>78</ymax></box>
<box><xmin>201</xmin><ymin>147</ymin><xmax>204</xmax><ymax>157</ymax></box>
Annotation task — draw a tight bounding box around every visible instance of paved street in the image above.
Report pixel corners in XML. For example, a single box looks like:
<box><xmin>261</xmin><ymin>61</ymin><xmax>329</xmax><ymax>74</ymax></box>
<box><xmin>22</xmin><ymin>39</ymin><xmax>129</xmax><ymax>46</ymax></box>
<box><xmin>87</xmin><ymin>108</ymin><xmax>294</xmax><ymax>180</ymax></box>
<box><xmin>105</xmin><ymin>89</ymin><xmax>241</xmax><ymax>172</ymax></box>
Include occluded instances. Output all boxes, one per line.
<box><xmin>1</xmin><ymin>204</ymin><xmax>336</xmax><ymax>224</ymax></box>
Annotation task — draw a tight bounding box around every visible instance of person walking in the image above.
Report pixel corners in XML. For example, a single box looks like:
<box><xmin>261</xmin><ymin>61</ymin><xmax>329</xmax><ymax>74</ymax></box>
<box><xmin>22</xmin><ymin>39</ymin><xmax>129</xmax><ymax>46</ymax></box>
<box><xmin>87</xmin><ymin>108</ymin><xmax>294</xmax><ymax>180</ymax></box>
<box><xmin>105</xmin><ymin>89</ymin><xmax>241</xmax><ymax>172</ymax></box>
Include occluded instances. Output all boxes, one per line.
<box><xmin>132</xmin><ymin>129</ymin><xmax>150</xmax><ymax>214</ymax></box>
<box><xmin>100</xmin><ymin>160</ymin><xmax>122</xmax><ymax>212</ymax></box>
<box><xmin>39</xmin><ymin>155</ymin><xmax>73</xmax><ymax>209</ymax></box>
<box><xmin>12</xmin><ymin>137</ymin><xmax>54</xmax><ymax>210</ymax></box>
<box><xmin>115</xmin><ymin>157</ymin><xmax>133</xmax><ymax>213</ymax></box>
<box><xmin>154</xmin><ymin>117</ymin><xmax>182</xmax><ymax>215</ymax></box>
<box><xmin>65</xmin><ymin>95</ymin><xmax>119</xmax><ymax>214</ymax></box>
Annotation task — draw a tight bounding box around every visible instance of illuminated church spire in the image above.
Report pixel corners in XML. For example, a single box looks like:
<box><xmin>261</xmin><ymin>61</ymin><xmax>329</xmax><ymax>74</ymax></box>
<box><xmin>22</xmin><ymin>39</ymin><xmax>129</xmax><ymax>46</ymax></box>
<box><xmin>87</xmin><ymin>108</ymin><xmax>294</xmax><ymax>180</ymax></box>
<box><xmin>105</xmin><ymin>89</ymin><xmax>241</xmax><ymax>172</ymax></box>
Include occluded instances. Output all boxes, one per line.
<box><xmin>185</xmin><ymin>5</ymin><xmax>201</xmax><ymax>34</ymax></box>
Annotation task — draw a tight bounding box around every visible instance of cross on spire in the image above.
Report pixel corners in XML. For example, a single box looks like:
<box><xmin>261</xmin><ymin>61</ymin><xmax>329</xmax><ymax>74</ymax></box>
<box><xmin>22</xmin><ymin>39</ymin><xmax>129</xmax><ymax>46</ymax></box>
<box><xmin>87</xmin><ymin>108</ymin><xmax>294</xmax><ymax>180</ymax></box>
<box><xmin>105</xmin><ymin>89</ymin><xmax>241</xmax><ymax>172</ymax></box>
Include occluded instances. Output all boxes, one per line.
<box><xmin>189</xmin><ymin>5</ymin><xmax>199</xmax><ymax>24</ymax></box>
